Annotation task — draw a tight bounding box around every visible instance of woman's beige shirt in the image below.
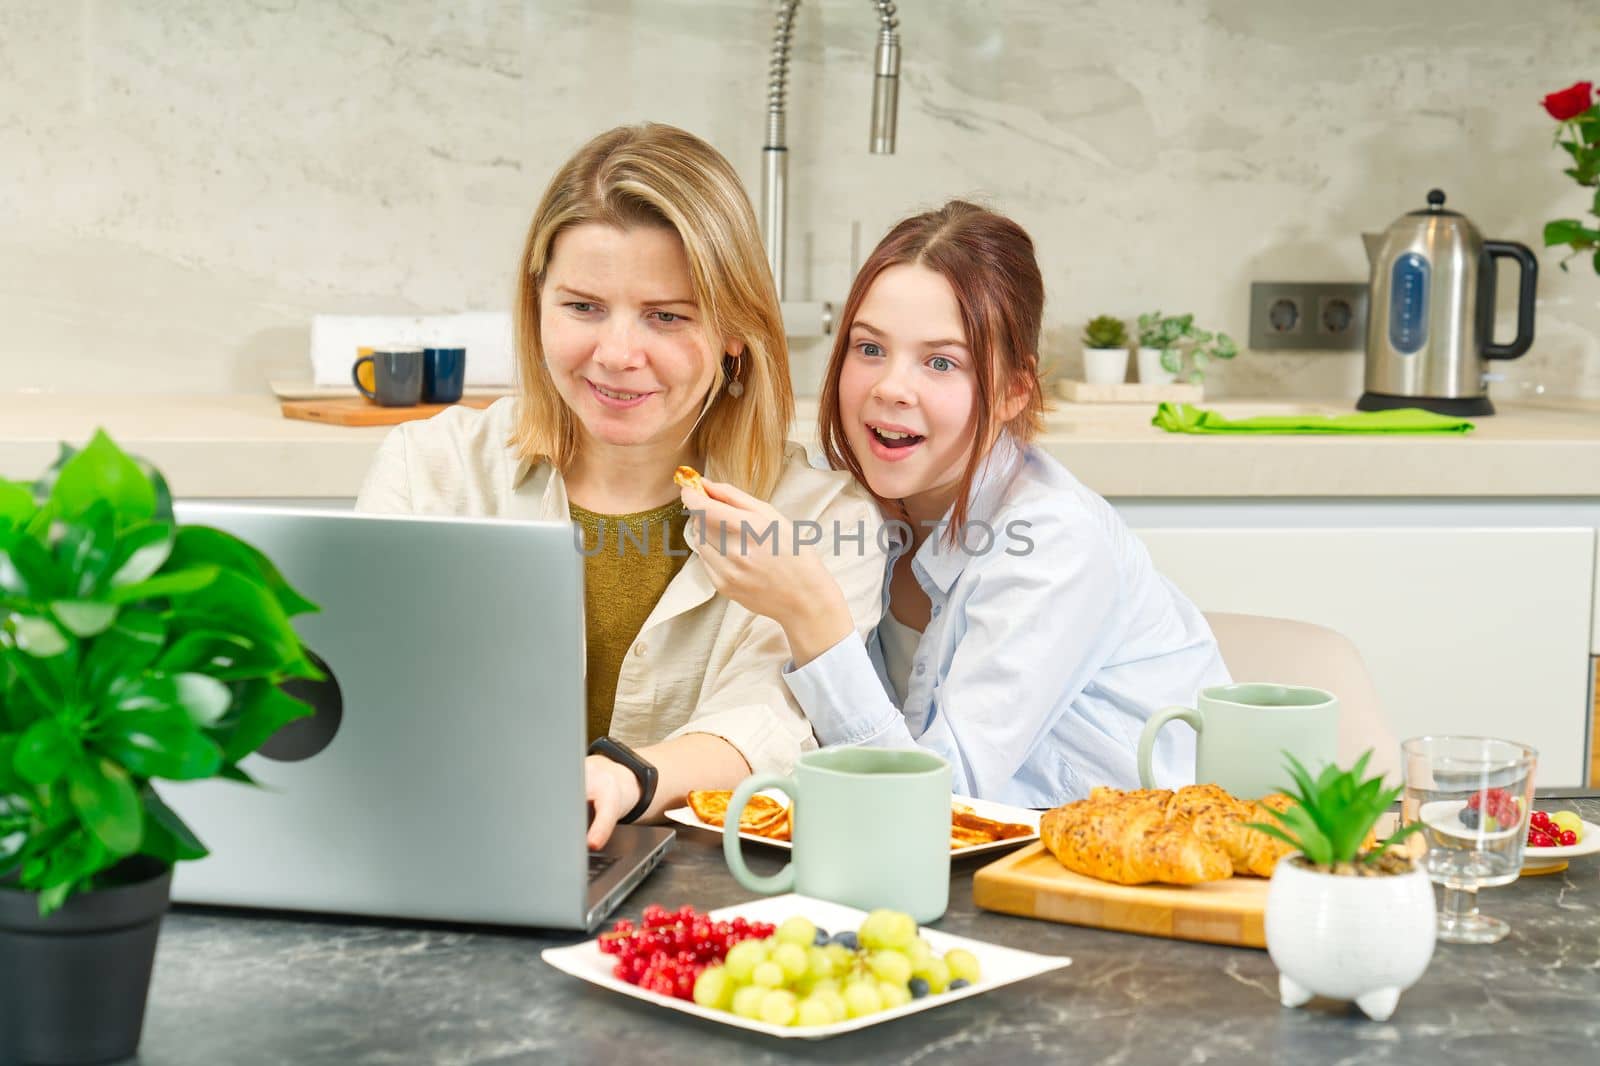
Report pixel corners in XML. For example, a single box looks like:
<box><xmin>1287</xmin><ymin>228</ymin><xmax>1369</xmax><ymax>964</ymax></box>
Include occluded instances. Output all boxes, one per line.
<box><xmin>354</xmin><ymin>398</ymin><xmax>886</xmax><ymax>777</ymax></box>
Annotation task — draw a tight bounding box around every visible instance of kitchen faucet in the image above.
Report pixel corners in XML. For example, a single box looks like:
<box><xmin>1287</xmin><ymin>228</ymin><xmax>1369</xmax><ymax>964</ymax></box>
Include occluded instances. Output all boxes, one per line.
<box><xmin>762</xmin><ymin>0</ymin><xmax>900</xmax><ymax>331</ymax></box>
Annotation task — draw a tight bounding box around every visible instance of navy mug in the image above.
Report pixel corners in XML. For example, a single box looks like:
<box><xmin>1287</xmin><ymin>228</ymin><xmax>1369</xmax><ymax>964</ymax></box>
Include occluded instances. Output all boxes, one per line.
<box><xmin>423</xmin><ymin>347</ymin><xmax>466</xmax><ymax>404</ymax></box>
<box><xmin>353</xmin><ymin>348</ymin><xmax>423</xmax><ymax>407</ymax></box>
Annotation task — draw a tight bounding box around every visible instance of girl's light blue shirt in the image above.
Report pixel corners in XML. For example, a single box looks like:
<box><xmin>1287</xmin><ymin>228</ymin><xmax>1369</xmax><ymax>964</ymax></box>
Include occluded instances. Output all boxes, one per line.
<box><xmin>783</xmin><ymin>435</ymin><xmax>1228</xmax><ymax>808</ymax></box>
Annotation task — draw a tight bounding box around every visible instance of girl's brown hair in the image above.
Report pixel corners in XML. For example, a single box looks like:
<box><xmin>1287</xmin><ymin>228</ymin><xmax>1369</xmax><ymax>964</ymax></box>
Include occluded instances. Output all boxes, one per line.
<box><xmin>511</xmin><ymin>123</ymin><xmax>793</xmax><ymax>497</ymax></box>
<box><xmin>817</xmin><ymin>200</ymin><xmax>1046</xmax><ymax>541</ymax></box>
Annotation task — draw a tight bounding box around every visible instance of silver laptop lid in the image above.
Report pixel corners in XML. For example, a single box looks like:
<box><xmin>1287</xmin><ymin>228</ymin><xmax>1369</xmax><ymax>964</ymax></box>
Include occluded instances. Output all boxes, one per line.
<box><xmin>163</xmin><ymin>504</ymin><xmax>589</xmax><ymax>927</ymax></box>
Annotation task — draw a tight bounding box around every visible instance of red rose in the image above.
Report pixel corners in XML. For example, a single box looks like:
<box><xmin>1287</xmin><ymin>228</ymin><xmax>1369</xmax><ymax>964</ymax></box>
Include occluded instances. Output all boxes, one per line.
<box><xmin>1543</xmin><ymin>81</ymin><xmax>1594</xmax><ymax>121</ymax></box>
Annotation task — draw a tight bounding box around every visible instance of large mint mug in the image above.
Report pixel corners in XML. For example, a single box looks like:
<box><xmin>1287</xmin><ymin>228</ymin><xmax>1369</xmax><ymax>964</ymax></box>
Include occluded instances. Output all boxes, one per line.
<box><xmin>1137</xmin><ymin>682</ymin><xmax>1340</xmax><ymax>797</ymax></box>
<box><xmin>723</xmin><ymin>748</ymin><xmax>952</xmax><ymax>923</ymax></box>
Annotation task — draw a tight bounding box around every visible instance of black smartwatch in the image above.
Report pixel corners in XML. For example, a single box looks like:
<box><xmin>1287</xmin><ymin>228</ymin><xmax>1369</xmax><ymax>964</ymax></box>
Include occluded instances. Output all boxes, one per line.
<box><xmin>588</xmin><ymin>736</ymin><xmax>659</xmax><ymax>824</ymax></box>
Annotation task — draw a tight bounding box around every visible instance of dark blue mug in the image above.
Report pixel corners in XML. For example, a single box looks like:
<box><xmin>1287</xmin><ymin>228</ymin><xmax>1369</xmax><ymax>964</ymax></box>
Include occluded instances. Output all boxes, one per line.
<box><xmin>423</xmin><ymin>347</ymin><xmax>466</xmax><ymax>404</ymax></box>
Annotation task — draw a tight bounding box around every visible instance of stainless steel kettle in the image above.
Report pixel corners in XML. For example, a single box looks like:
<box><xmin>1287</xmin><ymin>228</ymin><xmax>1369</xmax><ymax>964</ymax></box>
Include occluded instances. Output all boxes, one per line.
<box><xmin>1358</xmin><ymin>189</ymin><xmax>1537</xmax><ymax>416</ymax></box>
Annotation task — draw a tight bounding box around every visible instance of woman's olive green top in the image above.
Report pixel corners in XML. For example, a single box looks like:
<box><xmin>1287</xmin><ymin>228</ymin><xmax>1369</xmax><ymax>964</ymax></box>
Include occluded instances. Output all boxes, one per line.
<box><xmin>568</xmin><ymin>500</ymin><xmax>691</xmax><ymax>742</ymax></box>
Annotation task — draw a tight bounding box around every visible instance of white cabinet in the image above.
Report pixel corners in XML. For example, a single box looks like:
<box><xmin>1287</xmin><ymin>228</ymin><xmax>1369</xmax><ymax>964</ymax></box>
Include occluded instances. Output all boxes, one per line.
<box><xmin>1134</xmin><ymin>527</ymin><xmax>1597</xmax><ymax>786</ymax></box>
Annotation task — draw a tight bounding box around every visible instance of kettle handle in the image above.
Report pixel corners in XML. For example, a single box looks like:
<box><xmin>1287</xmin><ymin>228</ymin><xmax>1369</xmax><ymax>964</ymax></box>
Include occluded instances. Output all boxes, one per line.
<box><xmin>1482</xmin><ymin>240</ymin><xmax>1538</xmax><ymax>360</ymax></box>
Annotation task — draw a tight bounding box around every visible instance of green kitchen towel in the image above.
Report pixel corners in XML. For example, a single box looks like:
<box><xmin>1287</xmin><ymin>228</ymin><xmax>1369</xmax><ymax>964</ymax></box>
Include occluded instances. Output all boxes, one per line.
<box><xmin>1152</xmin><ymin>403</ymin><xmax>1475</xmax><ymax>435</ymax></box>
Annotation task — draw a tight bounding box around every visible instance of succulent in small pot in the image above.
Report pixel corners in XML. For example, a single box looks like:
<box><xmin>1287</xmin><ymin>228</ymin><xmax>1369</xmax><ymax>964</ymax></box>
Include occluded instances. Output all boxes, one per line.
<box><xmin>1079</xmin><ymin>315</ymin><xmax>1131</xmax><ymax>386</ymax></box>
<box><xmin>1251</xmin><ymin>751</ymin><xmax>1433</xmax><ymax>1022</ymax></box>
<box><xmin>1</xmin><ymin>431</ymin><xmax>320</xmax><ymax>1064</ymax></box>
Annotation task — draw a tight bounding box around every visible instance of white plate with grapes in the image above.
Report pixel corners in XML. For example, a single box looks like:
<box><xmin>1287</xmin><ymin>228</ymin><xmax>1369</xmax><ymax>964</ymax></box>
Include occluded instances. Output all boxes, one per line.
<box><xmin>540</xmin><ymin>894</ymin><xmax>1071</xmax><ymax>1039</ymax></box>
<box><xmin>1522</xmin><ymin>814</ymin><xmax>1600</xmax><ymax>871</ymax></box>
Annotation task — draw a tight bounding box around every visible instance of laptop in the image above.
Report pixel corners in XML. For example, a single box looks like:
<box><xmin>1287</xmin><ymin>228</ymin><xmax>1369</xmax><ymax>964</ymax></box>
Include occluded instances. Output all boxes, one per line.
<box><xmin>163</xmin><ymin>503</ymin><xmax>673</xmax><ymax>931</ymax></box>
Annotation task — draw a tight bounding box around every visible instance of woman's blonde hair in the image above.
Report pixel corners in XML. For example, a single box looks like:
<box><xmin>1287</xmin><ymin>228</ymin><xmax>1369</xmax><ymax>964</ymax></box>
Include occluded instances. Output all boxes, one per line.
<box><xmin>512</xmin><ymin>123</ymin><xmax>794</xmax><ymax>497</ymax></box>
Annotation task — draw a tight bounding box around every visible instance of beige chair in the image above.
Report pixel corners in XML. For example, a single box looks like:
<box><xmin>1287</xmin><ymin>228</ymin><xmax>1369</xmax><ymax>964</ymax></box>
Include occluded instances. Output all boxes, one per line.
<box><xmin>1204</xmin><ymin>611</ymin><xmax>1401</xmax><ymax>783</ymax></box>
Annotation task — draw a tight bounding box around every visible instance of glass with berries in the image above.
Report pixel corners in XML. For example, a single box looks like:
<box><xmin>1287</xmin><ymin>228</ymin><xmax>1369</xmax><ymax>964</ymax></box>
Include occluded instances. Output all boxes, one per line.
<box><xmin>1400</xmin><ymin>736</ymin><xmax>1538</xmax><ymax>945</ymax></box>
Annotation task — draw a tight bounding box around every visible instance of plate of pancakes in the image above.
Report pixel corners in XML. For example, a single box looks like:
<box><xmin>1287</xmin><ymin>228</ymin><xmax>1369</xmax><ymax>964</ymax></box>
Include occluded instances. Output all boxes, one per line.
<box><xmin>668</xmin><ymin>789</ymin><xmax>1041</xmax><ymax>857</ymax></box>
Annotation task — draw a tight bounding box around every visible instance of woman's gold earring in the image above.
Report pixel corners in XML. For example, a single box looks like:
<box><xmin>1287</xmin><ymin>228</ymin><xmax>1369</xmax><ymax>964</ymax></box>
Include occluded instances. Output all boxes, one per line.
<box><xmin>723</xmin><ymin>353</ymin><xmax>744</xmax><ymax>398</ymax></box>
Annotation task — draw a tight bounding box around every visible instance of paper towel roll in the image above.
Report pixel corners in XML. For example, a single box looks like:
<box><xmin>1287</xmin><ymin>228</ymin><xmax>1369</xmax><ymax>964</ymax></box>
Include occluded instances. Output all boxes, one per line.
<box><xmin>310</xmin><ymin>312</ymin><xmax>517</xmax><ymax>387</ymax></box>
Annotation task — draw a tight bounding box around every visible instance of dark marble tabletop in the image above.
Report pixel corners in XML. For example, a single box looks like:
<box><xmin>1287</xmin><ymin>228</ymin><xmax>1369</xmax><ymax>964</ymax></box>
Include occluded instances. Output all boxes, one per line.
<box><xmin>124</xmin><ymin>799</ymin><xmax>1600</xmax><ymax>1066</ymax></box>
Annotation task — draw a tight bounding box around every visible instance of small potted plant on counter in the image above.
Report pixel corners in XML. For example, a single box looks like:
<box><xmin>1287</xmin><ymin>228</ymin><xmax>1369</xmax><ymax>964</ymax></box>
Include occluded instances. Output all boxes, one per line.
<box><xmin>1135</xmin><ymin>311</ymin><xmax>1239</xmax><ymax>386</ymax></box>
<box><xmin>1252</xmin><ymin>751</ymin><xmax>1432</xmax><ymax>1022</ymax></box>
<box><xmin>0</xmin><ymin>431</ymin><xmax>320</xmax><ymax>1065</ymax></box>
<box><xmin>1080</xmin><ymin>314</ymin><xmax>1131</xmax><ymax>385</ymax></box>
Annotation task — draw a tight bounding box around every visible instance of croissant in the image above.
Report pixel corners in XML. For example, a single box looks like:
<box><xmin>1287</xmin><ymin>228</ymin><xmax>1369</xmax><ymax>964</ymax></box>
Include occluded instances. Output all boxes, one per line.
<box><xmin>1040</xmin><ymin>784</ymin><xmax>1295</xmax><ymax>885</ymax></box>
<box><xmin>1041</xmin><ymin>787</ymin><xmax>1234</xmax><ymax>885</ymax></box>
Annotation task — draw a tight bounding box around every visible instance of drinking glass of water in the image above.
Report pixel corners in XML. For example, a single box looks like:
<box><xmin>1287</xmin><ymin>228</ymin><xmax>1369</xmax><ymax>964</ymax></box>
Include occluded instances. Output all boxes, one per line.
<box><xmin>1400</xmin><ymin>736</ymin><xmax>1538</xmax><ymax>945</ymax></box>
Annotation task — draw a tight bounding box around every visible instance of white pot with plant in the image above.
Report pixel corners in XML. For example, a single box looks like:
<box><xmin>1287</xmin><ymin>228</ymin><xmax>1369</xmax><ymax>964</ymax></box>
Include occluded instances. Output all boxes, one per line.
<box><xmin>1253</xmin><ymin>752</ymin><xmax>1435</xmax><ymax>1023</ymax></box>
<box><xmin>1135</xmin><ymin>311</ymin><xmax>1239</xmax><ymax>387</ymax></box>
<box><xmin>1079</xmin><ymin>315</ymin><xmax>1130</xmax><ymax>385</ymax></box>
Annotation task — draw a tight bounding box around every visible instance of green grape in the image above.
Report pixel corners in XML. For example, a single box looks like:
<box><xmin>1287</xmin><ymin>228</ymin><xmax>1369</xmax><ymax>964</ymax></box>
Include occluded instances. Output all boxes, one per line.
<box><xmin>773</xmin><ymin>942</ymin><xmax>809</xmax><ymax>981</ymax></box>
<box><xmin>906</xmin><ymin>937</ymin><xmax>935</xmax><ymax>970</ymax></box>
<box><xmin>867</xmin><ymin>950</ymin><xmax>913</xmax><ymax>984</ymax></box>
<box><xmin>796</xmin><ymin>994</ymin><xmax>833</xmax><ymax>1027</ymax></box>
<box><xmin>731</xmin><ymin>985</ymin><xmax>766</xmax><ymax>1019</ymax></box>
<box><xmin>944</xmin><ymin>948</ymin><xmax>982</xmax><ymax>985</ymax></box>
<box><xmin>775</xmin><ymin>916</ymin><xmax>817</xmax><ymax>948</ymax></box>
<box><xmin>806</xmin><ymin>946</ymin><xmax>834</xmax><ymax>982</ymax></box>
<box><xmin>822</xmin><ymin>942</ymin><xmax>855</xmax><ymax>974</ymax></box>
<box><xmin>759</xmin><ymin>988</ymin><xmax>798</xmax><ymax>1026</ymax></box>
<box><xmin>915</xmin><ymin>956</ymin><xmax>950</xmax><ymax>994</ymax></box>
<box><xmin>692</xmin><ymin>965</ymin><xmax>734</xmax><ymax>1010</ymax></box>
<box><xmin>878</xmin><ymin>980</ymin><xmax>912</xmax><ymax>1009</ymax></box>
<box><xmin>723</xmin><ymin>939</ymin><xmax>767</xmax><ymax>982</ymax></box>
<box><xmin>858</xmin><ymin>909</ymin><xmax>892</xmax><ymax>950</ymax></box>
<box><xmin>883</xmin><ymin>911</ymin><xmax>918</xmax><ymax>950</ymax></box>
<box><xmin>752</xmin><ymin>960</ymin><xmax>785</xmax><ymax>988</ymax></box>
<box><xmin>809</xmin><ymin>977</ymin><xmax>841</xmax><ymax>998</ymax></box>
<box><xmin>843</xmin><ymin>979</ymin><xmax>885</xmax><ymax>1018</ymax></box>
<box><xmin>814</xmin><ymin>986</ymin><xmax>848</xmax><ymax>1023</ymax></box>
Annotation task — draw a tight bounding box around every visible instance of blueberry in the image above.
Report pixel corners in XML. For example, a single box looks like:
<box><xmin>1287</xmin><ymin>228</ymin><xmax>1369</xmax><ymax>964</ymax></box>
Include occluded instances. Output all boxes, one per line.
<box><xmin>908</xmin><ymin>977</ymin><xmax>930</xmax><ymax>999</ymax></box>
<box><xmin>813</xmin><ymin>927</ymin><xmax>830</xmax><ymax>946</ymax></box>
<box><xmin>949</xmin><ymin>978</ymin><xmax>971</xmax><ymax>991</ymax></box>
<box><xmin>830</xmin><ymin>930</ymin><xmax>859</xmax><ymax>951</ymax></box>
<box><xmin>1459</xmin><ymin>806</ymin><xmax>1480</xmax><ymax>829</ymax></box>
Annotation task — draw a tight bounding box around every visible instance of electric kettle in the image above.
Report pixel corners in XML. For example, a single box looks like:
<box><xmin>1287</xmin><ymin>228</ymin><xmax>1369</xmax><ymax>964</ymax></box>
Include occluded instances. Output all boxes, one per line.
<box><xmin>1358</xmin><ymin>189</ymin><xmax>1537</xmax><ymax>416</ymax></box>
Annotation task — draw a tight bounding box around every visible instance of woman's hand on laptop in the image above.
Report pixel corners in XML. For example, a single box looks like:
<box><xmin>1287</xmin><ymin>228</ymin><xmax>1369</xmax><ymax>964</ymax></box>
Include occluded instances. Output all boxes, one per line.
<box><xmin>679</xmin><ymin>478</ymin><xmax>855</xmax><ymax>667</ymax></box>
<box><xmin>585</xmin><ymin>755</ymin><xmax>641</xmax><ymax>850</ymax></box>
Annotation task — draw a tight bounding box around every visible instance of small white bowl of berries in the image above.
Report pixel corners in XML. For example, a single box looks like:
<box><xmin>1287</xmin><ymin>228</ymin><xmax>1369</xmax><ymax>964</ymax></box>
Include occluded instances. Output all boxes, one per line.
<box><xmin>1521</xmin><ymin>808</ymin><xmax>1600</xmax><ymax>873</ymax></box>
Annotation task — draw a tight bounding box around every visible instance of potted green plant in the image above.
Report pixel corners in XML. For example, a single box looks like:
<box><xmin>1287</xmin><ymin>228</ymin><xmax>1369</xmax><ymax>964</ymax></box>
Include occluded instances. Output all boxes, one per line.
<box><xmin>1134</xmin><ymin>311</ymin><xmax>1239</xmax><ymax>386</ymax></box>
<box><xmin>1080</xmin><ymin>314</ymin><xmax>1131</xmax><ymax>386</ymax></box>
<box><xmin>0</xmin><ymin>431</ymin><xmax>319</xmax><ymax>1065</ymax></box>
<box><xmin>1251</xmin><ymin>752</ymin><xmax>1432</xmax><ymax>1022</ymax></box>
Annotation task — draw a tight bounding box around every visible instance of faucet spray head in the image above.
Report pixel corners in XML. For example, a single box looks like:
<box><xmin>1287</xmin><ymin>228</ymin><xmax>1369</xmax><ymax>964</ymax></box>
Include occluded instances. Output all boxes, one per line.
<box><xmin>870</xmin><ymin>28</ymin><xmax>899</xmax><ymax>154</ymax></box>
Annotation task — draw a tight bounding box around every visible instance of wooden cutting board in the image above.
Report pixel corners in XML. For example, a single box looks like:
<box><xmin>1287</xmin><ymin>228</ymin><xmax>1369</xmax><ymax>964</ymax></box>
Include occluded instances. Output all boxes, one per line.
<box><xmin>279</xmin><ymin>396</ymin><xmax>499</xmax><ymax>426</ymax></box>
<box><xmin>971</xmin><ymin>841</ymin><xmax>1270</xmax><ymax>948</ymax></box>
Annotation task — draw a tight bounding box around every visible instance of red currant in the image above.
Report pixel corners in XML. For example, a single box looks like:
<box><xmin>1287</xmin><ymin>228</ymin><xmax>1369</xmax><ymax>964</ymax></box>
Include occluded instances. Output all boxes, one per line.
<box><xmin>1560</xmin><ymin>830</ymin><xmax>1578</xmax><ymax>846</ymax></box>
<box><xmin>1531</xmin><ymin>810</ymin><xmax>1551</xmax><ymax>831</ymax></box>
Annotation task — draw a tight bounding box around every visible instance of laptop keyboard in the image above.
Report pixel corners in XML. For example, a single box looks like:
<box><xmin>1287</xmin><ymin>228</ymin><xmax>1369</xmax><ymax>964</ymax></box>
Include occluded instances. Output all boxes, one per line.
<box><xmin>587</xmin><ymin>853</ymin><xmax>618</xmax><ymax>882</ymax></box>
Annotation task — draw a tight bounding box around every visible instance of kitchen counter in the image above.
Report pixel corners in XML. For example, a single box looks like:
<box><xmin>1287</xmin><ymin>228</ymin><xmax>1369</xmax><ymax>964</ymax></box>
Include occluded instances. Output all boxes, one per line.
<box><xmin>125</xmin><ymin>802</ymin><xmax>1600</xmax><ymax>1066</ymax></box>
<box><xmin>4</xmin><ymin>393</ymin><xmax>1600</xmax><ymax>498</ymax></box>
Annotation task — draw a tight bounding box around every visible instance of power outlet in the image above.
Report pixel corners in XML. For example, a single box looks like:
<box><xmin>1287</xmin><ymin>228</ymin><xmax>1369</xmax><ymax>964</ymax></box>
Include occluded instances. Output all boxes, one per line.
<box><xmin>1249</xmin><ymin>282</ymin><xmax>1368</xmax><ymax>351</ymax></box>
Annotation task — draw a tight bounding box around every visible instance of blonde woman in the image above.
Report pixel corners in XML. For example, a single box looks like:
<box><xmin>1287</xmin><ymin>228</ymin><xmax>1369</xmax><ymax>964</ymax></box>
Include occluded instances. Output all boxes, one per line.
<box><xmin>357</xmin><ymin>124</ymin><xmax>885</xmax><ymax>846</ymax></box>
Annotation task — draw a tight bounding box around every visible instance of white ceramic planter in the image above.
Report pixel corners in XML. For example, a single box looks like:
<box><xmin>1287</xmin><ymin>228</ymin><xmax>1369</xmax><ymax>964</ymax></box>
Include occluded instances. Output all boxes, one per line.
<box><xmin>1081</xmin><ymin>347</ymin><xmax>1129</xmax><ymax>385</ymax></box>
<box><xmin>1135</xmin><ymin>347</ymin><xmax>1178</xmax><ymax>385</ymax></box>
<box><xmin>1265</xmin><ymin>857</ymin><xmax>1436</xmax><ymax>1021</ymax></box>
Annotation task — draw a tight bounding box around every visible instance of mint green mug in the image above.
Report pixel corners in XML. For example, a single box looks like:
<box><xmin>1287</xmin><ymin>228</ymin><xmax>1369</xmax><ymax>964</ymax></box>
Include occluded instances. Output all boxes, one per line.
<box><xmin>1137</xmin><ymin>683</ymin><xmax>1339</xmax><ymax>797</ymax></box>
<box><xmin>723</xmin><ymin>748</ymin><xmax>952</xmax><ymax>923</ymax></box>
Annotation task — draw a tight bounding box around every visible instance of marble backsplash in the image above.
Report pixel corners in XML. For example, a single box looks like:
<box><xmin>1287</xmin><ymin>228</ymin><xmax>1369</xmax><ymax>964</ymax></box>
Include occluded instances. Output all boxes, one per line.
<box><xmin>2</xmin><ymin>0</ymin><xmax>1596</xmax><ymax>401</ymax></box>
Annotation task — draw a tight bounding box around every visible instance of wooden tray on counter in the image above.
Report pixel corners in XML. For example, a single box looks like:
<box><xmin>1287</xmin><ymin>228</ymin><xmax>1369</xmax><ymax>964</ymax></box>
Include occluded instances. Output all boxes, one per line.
<box><xmin>972</xmin><ymin>841</ymin><xmax>1270</xmax><ymax>948</ymax></box>
<box><xmin>279</xmin><ymin>396</ymin><xmax>499</xmax><ymax>427</ymax></box>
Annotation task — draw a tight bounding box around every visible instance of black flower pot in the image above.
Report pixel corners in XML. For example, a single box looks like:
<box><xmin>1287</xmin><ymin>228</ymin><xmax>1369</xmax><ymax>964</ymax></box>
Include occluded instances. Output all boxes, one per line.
<box><xmin>0</xmin><ymin>858</ymin><xmax>172</xmax><ymax>1065</ymax></box>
